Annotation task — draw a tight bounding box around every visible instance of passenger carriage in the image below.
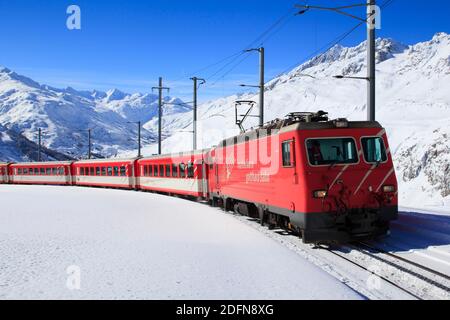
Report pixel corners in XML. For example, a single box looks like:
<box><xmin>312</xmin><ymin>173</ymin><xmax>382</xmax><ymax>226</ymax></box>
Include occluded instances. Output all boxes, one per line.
<box><xmin>72</xmin><ymin>158</ymin><xmax>138</xmax><ymax>189</ymax></box>
<box><xmin>9</xmin><ymin>161</ymin><xmax>74</xmax><ymax>185</ymax></box>
<box><xmin>136</xmin><ymin>150</ymin><xmax>209</xmax><ymax>198</ymax></box>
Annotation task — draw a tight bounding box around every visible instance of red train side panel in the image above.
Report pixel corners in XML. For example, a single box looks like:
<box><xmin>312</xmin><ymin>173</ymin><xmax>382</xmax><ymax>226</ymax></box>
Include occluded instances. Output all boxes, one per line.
<box><xmin>9</xmin><ymin>162</ymin><xmax>73</xmax><ymax>185</ymax></box>
<box><xmin>137</xmin><ymin>150</ymin><xmax>209</xmax><ymax>197</ymax></box>
<box><xmin>72</xmin><ymin>158</ymin><xmax>137</xmax><ymax>189</ymax></box>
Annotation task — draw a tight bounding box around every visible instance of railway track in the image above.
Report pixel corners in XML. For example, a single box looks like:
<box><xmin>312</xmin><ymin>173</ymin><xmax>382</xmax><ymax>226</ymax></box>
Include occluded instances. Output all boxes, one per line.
<box><xmin>226</xmin><ymin>211</ymin><xmax>450</xmax><ymax>300</ymax></box>
<box><xmin>317</xmin><ymin>244</ymin><xmax>423</xmax><ymax>300</ymax></box>
<box><xmin>328</xmin><ymin>242</ymin><xmax>450</xmax><ymax>300</ymax></box>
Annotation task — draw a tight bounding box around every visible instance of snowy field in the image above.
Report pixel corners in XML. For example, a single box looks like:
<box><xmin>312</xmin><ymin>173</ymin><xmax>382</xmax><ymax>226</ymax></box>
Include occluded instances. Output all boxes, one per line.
<box><xmin>0</xmin><ymin>185</ymin><xmax>362</xmax><ymax>300</ymax></box>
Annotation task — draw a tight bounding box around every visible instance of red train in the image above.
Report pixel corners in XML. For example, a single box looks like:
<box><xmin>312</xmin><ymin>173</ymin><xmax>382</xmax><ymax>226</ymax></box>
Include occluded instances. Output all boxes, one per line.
<box><xmin>0</xmin><ymin>111</ymin><xmax>398</xmax><ymax>243</ymax></box>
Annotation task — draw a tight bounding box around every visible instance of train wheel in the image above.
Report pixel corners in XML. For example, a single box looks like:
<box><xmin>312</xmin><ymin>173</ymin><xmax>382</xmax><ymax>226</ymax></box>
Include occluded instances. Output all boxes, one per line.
<box><xmin>233</xmin><ymin>203</ymin><xmax>240</xmax><ymax>215</ymax></box>
<box><xmin>258</xmin><ymin>207</ymin><xmax>266</xmax><ymax>226</ymax></box>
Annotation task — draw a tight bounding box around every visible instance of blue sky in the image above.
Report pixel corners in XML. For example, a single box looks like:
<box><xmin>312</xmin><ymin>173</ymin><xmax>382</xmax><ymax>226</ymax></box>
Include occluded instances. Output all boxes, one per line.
<box><xmin>0</xmin><ymin>0</ymin><xmax>449</xmax><ymax>101</ymax></box>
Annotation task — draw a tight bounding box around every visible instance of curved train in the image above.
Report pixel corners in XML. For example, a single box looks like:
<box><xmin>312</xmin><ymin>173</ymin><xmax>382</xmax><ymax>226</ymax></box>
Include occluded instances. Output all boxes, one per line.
<box><xmin>0</xmin><ymin>111</ymin><xmax>398</xmax><ymax>243</ymax></box>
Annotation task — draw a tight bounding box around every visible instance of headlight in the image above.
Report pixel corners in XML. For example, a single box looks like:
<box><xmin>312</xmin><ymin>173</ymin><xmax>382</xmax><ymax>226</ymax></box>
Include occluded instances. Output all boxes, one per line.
<box><xmin>383</xmin><ymin>185</ymin><xmax>396</xmax><ymax>193</ymax></box>
<box><xmin>313</xmin><ymin>190</ymin><xmax>328</xmax><ymax>198</ymax></box>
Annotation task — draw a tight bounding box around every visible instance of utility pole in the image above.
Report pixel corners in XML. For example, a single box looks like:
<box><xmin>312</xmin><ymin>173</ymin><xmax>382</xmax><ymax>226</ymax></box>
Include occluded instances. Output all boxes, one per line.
<box><xmin>242</xmin><ymin>47</ymin><xmax>265</xmax><ymax>127</ymax></box>
<box><xmin>152</xmin><ymin>77</ymin><xmax>170</xmax><ymax>155</ymax></box>
<box><xmin>138</xmin><ymin>120</ymin><xmax>141</xmax><ymax>158</ymax></box>
<box><xmin>190</xmin><ymin>77</ymin><xmax>206</xmax><ymax>150</ymax></box>
<box><xmin>87</xmin><ymin>129</ymin><xmax>92</xmax><ymax>159</ymax></box>
<box><xmin>259</xmin><ymin>47</ymin><xmax>265</xmax><ymax>127</ymax></box>
<box><xmin>38</xmin><ymin>128</ymin><xmax>42</xmax><ymax>162</ymax></box>
<box><xmin>295</xmin><ymin>1</ymin><xmax>378</xmax><ymax>121</ymax></box>
<box><xmin>367</xmin><ymin>0</ymin><xmax>376</xmax><ymax>121</ymax></box>
<box><xmin>127</xmin><ymin>121</ymin><xmax>142</xmax><ymax>158</ymax></box>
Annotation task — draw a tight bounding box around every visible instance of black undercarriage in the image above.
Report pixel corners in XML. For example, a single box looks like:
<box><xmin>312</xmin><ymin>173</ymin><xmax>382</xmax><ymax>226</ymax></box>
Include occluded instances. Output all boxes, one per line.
<box><xmin>212</xmin><ymin>194</ymin><xmax>398</xmax><ymax>244</ymax></box>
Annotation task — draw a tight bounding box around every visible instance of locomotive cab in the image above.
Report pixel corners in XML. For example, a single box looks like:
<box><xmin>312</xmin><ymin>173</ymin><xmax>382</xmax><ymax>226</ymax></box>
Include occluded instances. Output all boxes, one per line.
<box><xmin>292</xmin><ymin>114</ymin><xmax>398</xmax><ymax>243</ymax></box>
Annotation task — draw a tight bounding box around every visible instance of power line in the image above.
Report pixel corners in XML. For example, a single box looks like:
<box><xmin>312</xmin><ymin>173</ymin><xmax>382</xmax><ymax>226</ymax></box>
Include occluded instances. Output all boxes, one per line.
<box><xmin>175</xmin><ymin>6</ymin><xmax>297</xmax><ymax>85</ymax></box>
<box><xmin>265</xmin><ymin>0</ymin><xmax>395</xmax><ymax>85</ymax></box>
<box><xmin>205</xmin><ymin>8</ymin><xmax>297</xmax><ymax>84</ymax></box>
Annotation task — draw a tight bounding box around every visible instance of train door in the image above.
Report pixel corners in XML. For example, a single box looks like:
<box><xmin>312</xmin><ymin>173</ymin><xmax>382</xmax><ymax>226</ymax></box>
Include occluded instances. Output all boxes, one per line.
<box><xmin>129</xmin><ymin>163</ymin><xmax>136</xmax><ymax>189</ymax></box>
<box><xmin>214</xmin><ymin>162</ymin><xmax>220</xmax><ymax>193</ymax></box>
<box><xmin>201</xmin><ymin>161</ymin><xmax>208</xmax><ymax>198</ymax></box>
<box><xmin>281</xmin><ymin>138</ymin><xmax>298</xmax><ymax>185</ymax></box>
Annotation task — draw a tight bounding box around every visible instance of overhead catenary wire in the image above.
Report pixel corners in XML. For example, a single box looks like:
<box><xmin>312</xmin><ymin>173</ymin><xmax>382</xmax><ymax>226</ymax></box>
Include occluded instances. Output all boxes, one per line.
<box><xmin>265</xmin><ymin>0</ymin><xmax>396</xmax><ymax>85</ymax></box>
<box><xmin>175</xmin><ymin>6</ymin><xmax>297</xmax><ymax>86</ymax></box>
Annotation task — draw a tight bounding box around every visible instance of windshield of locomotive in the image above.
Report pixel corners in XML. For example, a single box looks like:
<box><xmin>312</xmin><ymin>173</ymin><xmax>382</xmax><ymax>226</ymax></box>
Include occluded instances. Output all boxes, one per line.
<box><xmin>306</xmin><ymin>138</ymin><xmax>358</xmax><ymax>166</ymax></box>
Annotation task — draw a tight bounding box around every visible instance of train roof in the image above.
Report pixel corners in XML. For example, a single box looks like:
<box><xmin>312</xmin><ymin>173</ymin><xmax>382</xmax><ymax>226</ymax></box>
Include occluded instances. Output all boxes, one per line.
<box><xmin>10</xmin><ymin>161</ymin><xmax>74</xmax><ymax>166</ymax></box>
<box><xmin>279</xmin><ymin>120</ymin><xmax>382</xmax><ymax>133</ymax></box>
<box><xmin>74</xmin><ymin>157</ymin><xmax>138</xmax><ymax>164</ymax></box>
<box><xmin>217</xmin><ymin>111</ymin><xmax>383</xmax><ymax>147</ymax></box>
<box><xmin>139</xmin><ymin>148</ymin><xmax>211</xmax><ymax>161</ymax></box>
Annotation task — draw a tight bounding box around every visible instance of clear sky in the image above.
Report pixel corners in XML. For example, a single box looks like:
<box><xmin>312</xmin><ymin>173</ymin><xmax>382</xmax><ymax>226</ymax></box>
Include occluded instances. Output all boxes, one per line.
<box><xmin>1</xmin><ymin>0</ymin><xmax>449</xmax><ymax>102</ymax></box>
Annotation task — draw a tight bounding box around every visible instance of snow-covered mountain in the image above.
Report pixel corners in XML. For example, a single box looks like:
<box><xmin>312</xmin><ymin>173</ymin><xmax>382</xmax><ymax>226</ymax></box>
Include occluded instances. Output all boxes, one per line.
<box><xmin>0</xmin><ymin>123</ymin><xmax>74</xmax><ymax>162</ymax></box>
<box><xmin>0</xmin><ymin>68</ymin><xmax>189</xmax><ymax>159</ymax></box>
<box><xmin>125</xmin><ymin>32</ymin><xmax>450</xmax><ymax>210</ymax></box>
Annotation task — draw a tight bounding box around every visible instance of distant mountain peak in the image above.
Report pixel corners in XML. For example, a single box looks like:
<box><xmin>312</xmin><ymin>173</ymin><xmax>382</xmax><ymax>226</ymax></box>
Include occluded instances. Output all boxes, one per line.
<box><xmin>432</xmin><ymin>32</ymin><xmax>449</xmax><ymax>42</ymax></box>
<box><xmin>0</xmin><ymin>66</ymin><xmax>11</xmax><ymax>74</ymax></box>
<box><xmin>105</xmin><ymin>88</ymin><xmax>128</xmax><ymax>102</ymax></box>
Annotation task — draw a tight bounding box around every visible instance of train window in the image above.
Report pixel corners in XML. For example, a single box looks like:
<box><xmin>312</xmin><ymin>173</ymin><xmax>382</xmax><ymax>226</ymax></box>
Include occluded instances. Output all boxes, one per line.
<box><xmin>40</xmin><ymin>168</ymin><xmax>45</xmax><ymax>175</ymax></box>
<box><xmin>143</xmin><ymin>165</ymin><xmax>148</xmax><ymax>176</ymax></box>
<box><xmin>107</xmin><ymin>167</ymin><xmax>113</xmax><ymax>176</ymax></box>
<box><xmin>148</xmin><ymin>165</ymin><xmax>153</xmax><ymax>176</ymax></box>
<box><xmin>80</xmin><ymin>167</ymin><xmax>85</xmax><ymax>175</ymax></box>
<box><xmin>282</xmin><ymin>141</ymin><xmax>293</xmax><ymax>167</ymax></box>
<box><xmin>159</xmin><ymin>165</ymin><xmax>164</xmax><ymax>177</ymax></box>
<box><xmin>90</xmin><ymin>167</ymin><xmax>95</xmax><ymax>175</ymax></box>
<box><xmin>179</xmin><ymin>163</ymin><xmax>186</xmax><ymax>178</ymax></box>
<box><xmin>153</xmin><ymin>165</ymin><xmax>158</xmax><ymax>177</ymax></box>
<box><xmin>18</xmin><ymin>168</ymin><xmax>23</xmax><ymax>175</ymax></box>
<box><xmin>165</xmin><ymin>164</ymin><xmax>170</xmax><ymax>177</ymax></box>
<box><xmin>35</xmin><ymin>168</ymin><xmax>39</xmax><ymax>175</ymax></box>
<box><xmin>46</xmin><ymin>168</ymin><xmax>51</xmax><ymax>175</ymax></box>
<box><xmin>28</xmin><ymin>168</ymin><xmax>33</xmax><ymax>175</ymax></box>
<box><xmin>23</xmin><ymin>168</ymin><xmax>28</xmax><ymax>175</ymax></box>
<box><xmin>113</xmin><ymin>166</ymin><xmax>119</xmax><ymax>176</ymax></box>
<box><xmin>172</xmin><ymin>164</ymin><xmax>178</xmax><ymax>177</ymax></box>
<box><xmin>361</xmin><ymin>137</ymin><xmax>387</xmax><ymax>163</ymax></box>
<box><xmin>119</xmin><ymin>166</ymin><xmax>126</xmax><ymax>176</ymax></box>
<box><xmin>86</xmin><ymin>167</ymin><xmax>91</xmax><ymax>176</ymax></box>
<box><xmin>187</xmin><ymin>162</ymin><xmax>194</xmax><ymax>178</ymax></box>
<box><xmin>96</xmin><ymin>167</ymin><xmax>100</xmax><ymax>175</ymax></box>
<box><xmin>101</xmin><ymin>167</ymin><xmax>106</xmax><ymax>176</ymax></box>
<box><xmin>52</xmin><ymin>168</ymin><xmax>57</xmax><ymax>175</ymax></box>
<box><xmin>306</xmin><ymin>138</ymin><xmax>358</xmax><ymax>166</ymax></box>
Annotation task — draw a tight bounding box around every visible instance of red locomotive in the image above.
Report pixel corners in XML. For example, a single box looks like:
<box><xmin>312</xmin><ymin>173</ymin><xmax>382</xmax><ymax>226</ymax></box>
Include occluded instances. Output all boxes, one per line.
<box><xmin>207</xmin><ymin>112</ymin><xmax>398</xmax><ymax>243</ymax></box>
<box><xmin>0</xmin><ymin>111</ymin><xmax>398</xmax><ymax>244</ymax></box>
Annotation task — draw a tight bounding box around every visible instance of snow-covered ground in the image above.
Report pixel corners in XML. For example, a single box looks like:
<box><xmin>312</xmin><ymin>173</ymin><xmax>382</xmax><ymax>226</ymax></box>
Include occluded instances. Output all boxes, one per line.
<box><xmin>0</xmin><ymin>185</ymin><xmax>362</xmax><ymax>300</ymax></box>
